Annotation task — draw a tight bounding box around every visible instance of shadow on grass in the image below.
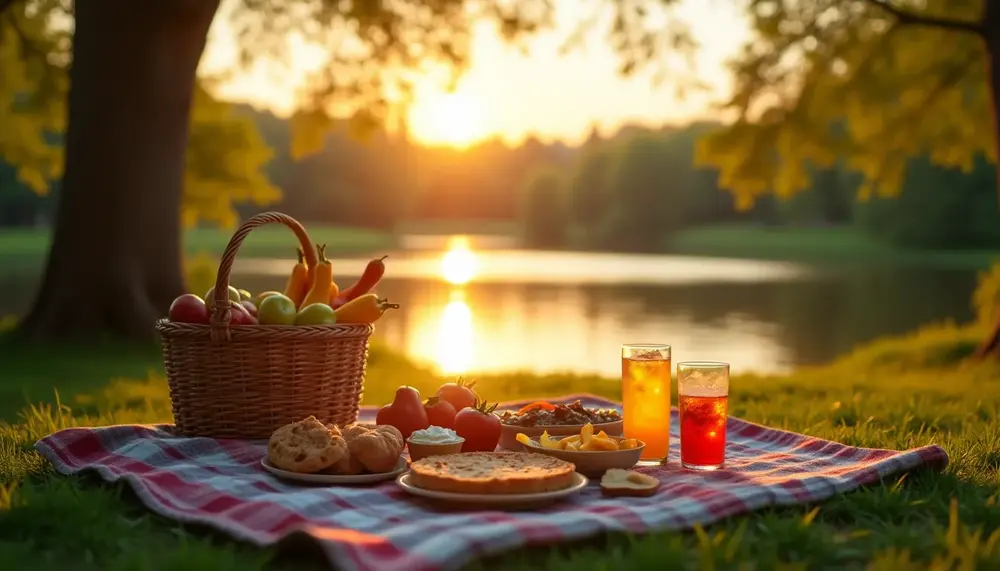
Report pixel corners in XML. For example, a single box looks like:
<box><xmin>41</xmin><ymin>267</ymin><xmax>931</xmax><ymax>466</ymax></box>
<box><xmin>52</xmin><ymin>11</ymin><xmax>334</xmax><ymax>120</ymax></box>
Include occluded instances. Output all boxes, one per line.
<box><xmin>0</xmin><ymin>335</ymin><xmax>163</xmax><ymax>421</ymax></box>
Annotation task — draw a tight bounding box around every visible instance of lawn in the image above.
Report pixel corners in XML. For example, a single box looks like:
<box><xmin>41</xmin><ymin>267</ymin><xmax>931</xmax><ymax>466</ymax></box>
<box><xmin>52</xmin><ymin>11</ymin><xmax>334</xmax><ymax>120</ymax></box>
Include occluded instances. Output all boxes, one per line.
<box><xmin>669</xmin><ymin>224</ymin><xmax>1000</xmax><ymax>269</ymax></box>
<box><xmin>1</xmin><ymin>321</ymin><xmax>998</xmax><ymax>570</ymax></box>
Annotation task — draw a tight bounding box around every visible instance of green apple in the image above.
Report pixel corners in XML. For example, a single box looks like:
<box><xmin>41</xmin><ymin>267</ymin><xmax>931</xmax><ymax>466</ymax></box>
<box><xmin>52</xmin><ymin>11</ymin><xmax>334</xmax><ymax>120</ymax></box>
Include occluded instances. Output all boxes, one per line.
<box><xmin>205</xmin><ymin>285</ymin><xmax>242</xmax><ymax>304</ymax></box>
<box><xmin>237</xmin><ymin>288</ymin><xmax>253</xmax><ymax>301</ymax></box>
<box><xmin>257</xmin><ymin>294</ymin><xmax>298</xmax><ymax>325</ymax></box>
<box><xmin>295</xmin><ymin>303</ymin><xmax>338</xmax><ymax>326</ymax></box>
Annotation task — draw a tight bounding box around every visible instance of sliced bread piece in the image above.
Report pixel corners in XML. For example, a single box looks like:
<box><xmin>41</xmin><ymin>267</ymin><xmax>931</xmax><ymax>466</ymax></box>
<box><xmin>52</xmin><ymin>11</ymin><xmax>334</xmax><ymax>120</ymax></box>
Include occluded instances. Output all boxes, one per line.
<box><xmin>600</xmin><ymin>468</ymin><xmax>660</xmax><ymax>497</ymax></box>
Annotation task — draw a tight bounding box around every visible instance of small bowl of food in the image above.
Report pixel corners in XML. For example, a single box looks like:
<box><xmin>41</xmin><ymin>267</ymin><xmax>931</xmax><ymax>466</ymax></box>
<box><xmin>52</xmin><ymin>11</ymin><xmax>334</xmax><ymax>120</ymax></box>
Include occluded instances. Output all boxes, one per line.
<box><xmin>515</xmin><ymin>423</ymin><xmax>645</xmax><ymax>477</ymax></box>
<box><xmin>497</xmin><ymin>400</ymin><xmax>623</xmax><ymax>451</ymax></box>
<box><xmin>406</xmin><ymin>426</ymin><xmax>465</xmax><ymax>462</ymax></box>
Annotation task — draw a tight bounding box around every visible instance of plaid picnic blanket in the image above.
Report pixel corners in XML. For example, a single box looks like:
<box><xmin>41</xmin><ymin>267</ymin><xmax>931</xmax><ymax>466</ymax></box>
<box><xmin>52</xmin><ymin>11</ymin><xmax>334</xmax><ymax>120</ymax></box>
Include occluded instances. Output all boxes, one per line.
<box><xmin>35</xmin><ymin>394</ymin><xmax>947</xmax><ymax>571</ymax></box>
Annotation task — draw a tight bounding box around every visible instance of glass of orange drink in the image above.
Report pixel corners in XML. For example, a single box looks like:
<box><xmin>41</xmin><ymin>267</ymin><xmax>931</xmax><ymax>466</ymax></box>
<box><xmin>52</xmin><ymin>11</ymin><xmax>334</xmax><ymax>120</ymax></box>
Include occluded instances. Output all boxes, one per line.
<box><xmin>621</xmin><ymin>344</ymin><xmax>672</xmax><ymax>466</ymax></box>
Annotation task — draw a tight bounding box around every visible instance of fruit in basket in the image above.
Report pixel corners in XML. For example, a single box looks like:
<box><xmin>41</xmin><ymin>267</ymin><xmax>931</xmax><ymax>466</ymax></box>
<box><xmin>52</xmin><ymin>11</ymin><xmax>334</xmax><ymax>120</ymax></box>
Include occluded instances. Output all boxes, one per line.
<box><xmin>332</xmin><ymin>255</ymin><xmax>388</xmax><ymax>308</ymax></box>
<box><xmin>423</xmin><ymin>396</ymin><xmax>458</xmax><ymax>429</ymax></box>
<box><xmin>256</xmin><ymin>291</ymin><xmax>282</xmax><ymax>303</ymax></box>
<box><xmin>301</xmin><ymin>244</ymin><xmax>335</xmax><ymax>308</ymax></box>
<box><xmin>168</xmin><ymin>294</ymin><xmax>209</xmax><ymax>324</ymax></box>
<box><xmin>294</xmin><ymin>302</ymin><xmax>338</xmax><ymax>325</ymax></box>
<box><xmin>237</xmin><ymin>289</ymin><xmax>253</xmax><ymax>301</ymax></box>
<box><xmin>436</xmin><ymin>378</ymin><xmax>478</xmax><ymax>412</ymax></box>
<box><xmin>376</xmin><ymin>386</ymin><xmax>430</xmax><ymax>441</ymax></box>
<box><xmin>454</xmin><ymin>399</ymin><xmax>502</xmax><ymax>452</ymax></box>
<box><xmin>284</xmin><ymin>247</ymin><xmax>311</xmax><ymax>308</ymax></box>
<box><xmin>258</xmin><ymin>294</ymin><xmax>298</xmax><ymax>325</ymax></box>
<box><xmin>333</xmin><ymin>293</ymin><xmax>399</xmax><ymax>324</ymax></box>
<box><xmin>230</xmin><ymin>301</ymin><xmax>258</xmax><ymax>325</ymax></box>
<box><xmin>205</xmin><ymin>285</ymin><xmax>242</xmax><ymax>305</ymax></box>
<box><xmin>240</xmin><ymin>300</ymin><xmax>258</xmax><ymax>317</ymax></box>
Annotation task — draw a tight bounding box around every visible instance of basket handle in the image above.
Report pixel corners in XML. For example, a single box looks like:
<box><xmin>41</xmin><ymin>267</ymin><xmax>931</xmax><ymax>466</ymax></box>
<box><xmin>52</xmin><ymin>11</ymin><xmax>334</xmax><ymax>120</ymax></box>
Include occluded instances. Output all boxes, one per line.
<box><xmin>209</xmin><ymin>212</ymin><xmax>318</xmax><ymax>341</ymax></box>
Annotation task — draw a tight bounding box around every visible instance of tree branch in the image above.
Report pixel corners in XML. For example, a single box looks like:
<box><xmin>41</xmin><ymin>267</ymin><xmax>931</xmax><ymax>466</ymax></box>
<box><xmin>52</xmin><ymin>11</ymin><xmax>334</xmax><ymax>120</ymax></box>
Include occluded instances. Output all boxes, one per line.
<box><xmin>863</xmin><ymin>0</ymin><xmax>984</xmax><ymax>36</ymax></box>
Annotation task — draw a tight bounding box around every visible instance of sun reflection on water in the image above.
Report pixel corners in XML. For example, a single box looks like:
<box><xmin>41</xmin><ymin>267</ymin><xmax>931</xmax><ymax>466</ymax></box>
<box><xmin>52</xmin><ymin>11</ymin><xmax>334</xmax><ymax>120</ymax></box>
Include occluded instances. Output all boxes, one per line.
<box><xmin>436</xmin><ymin>289</ymin><xmax>475</xmax><ymax>374</ymax></box>
<box><xmin>440</xmin><ymin>236</ymin><xmax>478</xmax><ymax>285</ymax></box>
<box><xmin>434</xmin><ymin>237</ymin><xmax>481</xmax><ymax>374</ymax></box>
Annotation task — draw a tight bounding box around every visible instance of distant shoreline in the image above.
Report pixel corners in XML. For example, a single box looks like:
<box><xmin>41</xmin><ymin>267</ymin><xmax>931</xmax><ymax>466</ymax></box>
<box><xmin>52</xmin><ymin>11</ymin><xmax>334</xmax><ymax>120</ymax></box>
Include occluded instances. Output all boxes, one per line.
<box><xmin>2</xmin><ymin>222</ymin><xmax>998</xmax><ymax>270</ymax></box>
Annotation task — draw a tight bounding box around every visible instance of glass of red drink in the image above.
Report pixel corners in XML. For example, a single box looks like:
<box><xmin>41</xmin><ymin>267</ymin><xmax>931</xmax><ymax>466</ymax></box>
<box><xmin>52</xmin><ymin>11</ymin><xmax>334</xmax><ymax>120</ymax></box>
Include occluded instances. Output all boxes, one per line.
<box><xmin>677</xmin><ymin>361</ymin><xmax>730</xmax><ymax>471</ymax></box>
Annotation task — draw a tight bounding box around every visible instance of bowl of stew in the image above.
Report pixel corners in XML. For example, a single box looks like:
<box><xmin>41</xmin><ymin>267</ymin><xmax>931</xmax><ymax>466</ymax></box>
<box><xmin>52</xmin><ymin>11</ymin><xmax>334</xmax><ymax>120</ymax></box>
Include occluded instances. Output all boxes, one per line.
<box><xmin>496</xmin><ymin>400</ymin><xmax>624</xmax><ymax>451</ymax></box>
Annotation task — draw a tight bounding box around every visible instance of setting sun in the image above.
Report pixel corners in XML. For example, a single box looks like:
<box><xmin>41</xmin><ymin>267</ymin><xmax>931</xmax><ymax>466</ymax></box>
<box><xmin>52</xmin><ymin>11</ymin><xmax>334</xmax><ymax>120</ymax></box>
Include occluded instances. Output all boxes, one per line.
<box><xmin>409</xmin><ymin>92</ymin><xmax>487</xmax><ymax>148</ymax></box>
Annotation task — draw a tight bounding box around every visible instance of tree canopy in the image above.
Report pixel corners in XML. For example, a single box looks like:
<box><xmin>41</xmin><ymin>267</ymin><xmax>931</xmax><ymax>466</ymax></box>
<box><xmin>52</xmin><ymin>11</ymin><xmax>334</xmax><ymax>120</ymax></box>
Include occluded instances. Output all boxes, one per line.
<box><xmin>696</xmin><ymin>0</ymin><xmax>993</xmax><ymax>207</ymax></box>
<box><xmin>0</xmin><ymin>2</ymin><xmax>281</xmax><ymax>228</ymax></box>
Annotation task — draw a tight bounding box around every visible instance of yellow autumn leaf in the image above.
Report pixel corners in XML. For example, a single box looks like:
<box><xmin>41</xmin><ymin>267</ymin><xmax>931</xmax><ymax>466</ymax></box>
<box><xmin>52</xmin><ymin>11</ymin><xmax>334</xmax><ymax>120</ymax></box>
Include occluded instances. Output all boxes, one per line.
<box><xmin>289</xmin><ymin>108</ymin><xmax>332</xmax><ymax>161</ymax></box>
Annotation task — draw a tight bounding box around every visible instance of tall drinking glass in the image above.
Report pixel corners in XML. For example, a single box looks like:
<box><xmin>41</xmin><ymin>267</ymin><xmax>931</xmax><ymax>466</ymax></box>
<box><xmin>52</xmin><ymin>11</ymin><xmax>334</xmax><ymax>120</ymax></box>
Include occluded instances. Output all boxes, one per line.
<box><xmin>677</xmin><ymin>361</ymin><xmax>730</xmax><ymax>471</ymax></box>
<box><xmin>621</xmin><ymin>344</ymin><xmax>671</xmax><ymax>466</ymax></box>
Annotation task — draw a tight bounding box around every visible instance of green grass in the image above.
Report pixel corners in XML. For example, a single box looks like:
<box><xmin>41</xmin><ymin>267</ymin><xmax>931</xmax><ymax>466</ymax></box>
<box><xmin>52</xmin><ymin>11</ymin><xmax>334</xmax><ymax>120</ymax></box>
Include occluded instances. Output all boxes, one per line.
<box><xmin>670</xmin><ymin>224</ymin><xmax>1000</xmax><ymax>269</ymax></box>
<box><xmin>1</xmin><ymin>323</ymin><xmax>1000</xmax><ymax>570</ymax></box>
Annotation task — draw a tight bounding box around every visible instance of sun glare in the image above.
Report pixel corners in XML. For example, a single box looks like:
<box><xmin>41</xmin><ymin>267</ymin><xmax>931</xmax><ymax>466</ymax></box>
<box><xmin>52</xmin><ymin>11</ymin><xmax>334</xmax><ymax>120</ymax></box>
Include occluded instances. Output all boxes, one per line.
<box><xmin>436</xmin><ymin>290</ymin><xmax>475</xmax><ymax>375</ymax></box>
<box><xmin>440</xmin><ymin>236</ymin><xmax>478</xmax><ymax>285</ymax></box>
<box><xmin>409</xmin><ymin>92</ymin><xmax>486</xmax><ymax>148</ymax></box>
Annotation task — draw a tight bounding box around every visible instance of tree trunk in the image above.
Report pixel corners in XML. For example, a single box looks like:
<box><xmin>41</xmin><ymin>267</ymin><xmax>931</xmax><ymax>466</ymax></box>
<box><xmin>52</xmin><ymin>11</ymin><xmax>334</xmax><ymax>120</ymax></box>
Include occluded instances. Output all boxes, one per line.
<box><xmin>975</xmin><ymin>3</ymin><xmax>1000</xmax><ymax>359</ymax></box>
<box><xmin>16</xmin><ymin>0</ymin><xmax>220</xmax><ymax>342</ymax></box>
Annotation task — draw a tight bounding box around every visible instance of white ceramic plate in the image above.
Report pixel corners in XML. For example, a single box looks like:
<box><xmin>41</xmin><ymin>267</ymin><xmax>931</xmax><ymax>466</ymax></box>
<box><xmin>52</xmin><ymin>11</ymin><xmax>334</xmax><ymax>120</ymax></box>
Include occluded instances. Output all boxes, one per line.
<box><xmin>395</xmin><ymin>472</ymin><xmax>589</xmax><ymax>509</ymax></box>
<box><xmin>261</xmin><ymin>456</ymin><xmax>408</xmax><ymax>484</ymax></box>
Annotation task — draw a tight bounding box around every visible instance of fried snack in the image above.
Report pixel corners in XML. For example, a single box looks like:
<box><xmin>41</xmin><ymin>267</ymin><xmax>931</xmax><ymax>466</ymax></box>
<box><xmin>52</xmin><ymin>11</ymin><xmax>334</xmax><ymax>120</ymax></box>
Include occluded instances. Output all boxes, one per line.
<box><xmin>324</xmin><ymin>450</ymin><xmax>366</xmax><ymax>475</ymax></box>
<box><xmin>517</xmin><ymin>422</ymin><xmax>638</xmax><ymax>452</ymax></box>
<box><xmin>320</xmin><ymin>423</ymin><xmax>404</xmax><ymax>475</ymax></box>
<box><xmin>600</xmin><ymin>469</ymin><xmax>660</xmax><ymax>497</ymax></box>
<box><xmin>319</xmin><ymin>425</ymin><xmax>365</xmax><ymax>475</ymax></box>
<box><xmin>268</xmin><ymin>416</ymin><xmax>347</xmax><ymax>473</ymax></box>
<box><xmin>349</xmin><ymin>425</ymin><xmax>404</xmax><ymax>473</ymax></box>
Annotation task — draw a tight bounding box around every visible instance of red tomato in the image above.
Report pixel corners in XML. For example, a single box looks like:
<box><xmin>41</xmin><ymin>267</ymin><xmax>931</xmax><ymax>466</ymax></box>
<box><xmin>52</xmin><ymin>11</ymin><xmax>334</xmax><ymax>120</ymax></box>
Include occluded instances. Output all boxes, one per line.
<box><xmin>168</xmin><ymin>294</ymin><xmax>209</xmax><ymax>324</ymax></box>
<box><xmin>230</xmin><ymin>302</ymin><xmax>258</xmax><ymax>325</ymax></box>
<box><xmin>454</xmin><ymin>400</ymin><xmax>501</xmax><ymax>452</ymax></box>
<box><xmin>423</xmin><ymin>396</ymin><xmax>457</xmax><ymax>429</ymax></box>
<box><xmin>376</xmin><ymin>386</ymin><xmax>430</xmax><ymax>440</ymax></box>
<box><xmin>436</xmin><ymin>378</ymin><xmax>478</xmax><ymax>412</ymax></box>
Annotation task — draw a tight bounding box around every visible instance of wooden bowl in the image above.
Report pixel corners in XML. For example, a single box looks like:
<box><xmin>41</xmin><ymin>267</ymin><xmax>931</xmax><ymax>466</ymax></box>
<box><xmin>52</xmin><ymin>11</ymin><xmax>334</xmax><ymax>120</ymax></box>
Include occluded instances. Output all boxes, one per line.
<box><xmin>406</xmin><ymin>438</ymin><xmax>464</xmax><ymax>462</ymax></box>
<box><xmin>498</xmin><ymin>420</ymin><xmax>624</xmax><ymax>452</ymax></box>
<box><xmin>517</xmin><ymin>435</ymin><xmax>645</xmax><ymax>477</ymax></box>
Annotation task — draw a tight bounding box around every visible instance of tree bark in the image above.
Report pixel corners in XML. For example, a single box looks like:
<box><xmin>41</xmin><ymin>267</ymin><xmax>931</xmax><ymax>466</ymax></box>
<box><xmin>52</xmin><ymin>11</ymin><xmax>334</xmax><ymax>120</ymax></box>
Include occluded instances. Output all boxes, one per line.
<box><xmin>16</xmin><ymin>0</ymin><xmax>220</xmax><ymax>342</ymax></box>
<box><xmin>975</xmin><ymin>2</ymin><xmax>1000</xmax><ymax>359</ymax></box>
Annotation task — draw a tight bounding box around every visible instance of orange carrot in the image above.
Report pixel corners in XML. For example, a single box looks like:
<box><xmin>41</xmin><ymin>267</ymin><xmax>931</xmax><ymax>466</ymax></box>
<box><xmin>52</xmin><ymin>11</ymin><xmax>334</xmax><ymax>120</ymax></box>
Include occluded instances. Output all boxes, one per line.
<box><xmin>283</xmin><ymin>247</ymin><xmax>311</xmax><ymax>308</ymax></box>
<box><xmin>300</xmin><ymin>244</ymin><xmax>333</xmax><ymax>308</ymax></box>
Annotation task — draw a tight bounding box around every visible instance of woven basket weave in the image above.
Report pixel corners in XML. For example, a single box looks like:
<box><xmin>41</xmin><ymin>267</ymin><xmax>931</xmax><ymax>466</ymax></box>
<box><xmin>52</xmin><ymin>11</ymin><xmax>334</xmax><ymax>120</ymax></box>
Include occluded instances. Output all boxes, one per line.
<box><xmin>155</xmin><ymin>212</ymin><xmax>373</xmax><ymax>439</ymax></box>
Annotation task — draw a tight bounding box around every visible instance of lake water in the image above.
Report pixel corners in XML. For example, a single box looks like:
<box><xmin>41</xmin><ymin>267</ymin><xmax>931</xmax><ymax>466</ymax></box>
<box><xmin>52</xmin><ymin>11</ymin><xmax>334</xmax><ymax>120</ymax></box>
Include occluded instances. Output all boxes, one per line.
<box><xmin>0</xmin><ymin>245</ymin><xmax>977</xmax><ymax>377</ymax></box>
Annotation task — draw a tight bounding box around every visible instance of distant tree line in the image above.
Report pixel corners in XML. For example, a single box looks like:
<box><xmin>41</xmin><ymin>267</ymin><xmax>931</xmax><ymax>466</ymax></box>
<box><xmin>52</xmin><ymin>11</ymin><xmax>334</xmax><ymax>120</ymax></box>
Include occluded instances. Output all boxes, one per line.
<box><xmin>3</xmin><ymin>106</ymin><xmax>997</xmax><ymax>252</ymax></box>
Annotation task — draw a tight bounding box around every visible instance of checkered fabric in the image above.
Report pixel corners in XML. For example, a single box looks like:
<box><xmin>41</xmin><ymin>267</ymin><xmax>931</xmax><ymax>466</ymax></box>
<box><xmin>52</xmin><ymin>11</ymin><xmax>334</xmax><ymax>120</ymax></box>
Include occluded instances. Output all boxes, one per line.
<box><xmin>35</xmin><ymin>394</ymin><xmax>948</xmax><ymax>571</ymax></box>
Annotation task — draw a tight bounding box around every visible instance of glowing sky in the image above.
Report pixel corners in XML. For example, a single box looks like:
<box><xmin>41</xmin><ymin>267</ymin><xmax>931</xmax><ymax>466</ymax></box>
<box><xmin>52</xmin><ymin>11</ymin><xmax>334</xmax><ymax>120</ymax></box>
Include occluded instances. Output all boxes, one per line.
<box><xmin>201</xmin><ymin>0</ymin><xmax>749</xmax><ymax>147</ymax></box>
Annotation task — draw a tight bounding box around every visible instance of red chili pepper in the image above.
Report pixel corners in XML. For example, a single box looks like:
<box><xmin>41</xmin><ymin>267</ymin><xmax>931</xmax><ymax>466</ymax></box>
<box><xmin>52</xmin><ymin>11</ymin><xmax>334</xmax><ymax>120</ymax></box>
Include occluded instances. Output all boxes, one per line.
<box><xmin>332</xmin><ymin>255</ymin><xmax>388</xmax><ymax>308</ymax></box>
<box><xmin>516</xmin><ymin>402</ymin><xmax>556</xmax><ymax>415</ymax></box>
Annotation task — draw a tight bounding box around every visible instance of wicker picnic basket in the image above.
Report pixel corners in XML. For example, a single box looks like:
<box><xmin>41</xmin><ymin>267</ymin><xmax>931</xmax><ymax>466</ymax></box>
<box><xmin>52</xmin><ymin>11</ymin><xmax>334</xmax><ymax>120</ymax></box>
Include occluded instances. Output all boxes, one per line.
<box><xmin>155</xmin><ymin>212</ymin><xmax>373</xmax><ymax>440</ymax></box>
